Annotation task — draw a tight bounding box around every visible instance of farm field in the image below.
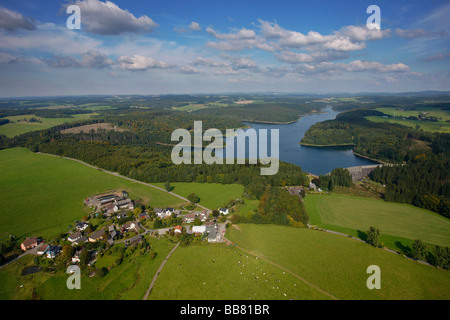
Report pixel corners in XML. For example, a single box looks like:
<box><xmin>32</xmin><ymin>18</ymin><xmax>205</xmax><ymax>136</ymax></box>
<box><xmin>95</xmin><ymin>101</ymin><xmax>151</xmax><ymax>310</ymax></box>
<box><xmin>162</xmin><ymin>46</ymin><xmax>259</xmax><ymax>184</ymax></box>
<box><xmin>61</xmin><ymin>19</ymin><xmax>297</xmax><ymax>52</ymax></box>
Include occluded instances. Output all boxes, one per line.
<box><xmin>226</xmin><ymin>224</ymin><xmax>450</xmax><ymax>300</ymax></box>
<box><xmin>304</xmin><ymin>194</ymin><xmax>450</xmax><ymax>250</ymax></box>
<box><xmin>0</xmin><ymin>113</ymin><xmax>98</xmax><ymax>137</ymax></box>
<box><xmin>365</xmin><ymin>106</ymin><xmax>450</xmax><ymax>133</ymax></box>
<box><xmin>0</xmin><ymin>148</ymin><xmax>185</xmax><ymax>240</ymax></box>
<box><xmin>0</xmin><ymin>237</ymin><xmax>175</xmax><ymax>300</ymax></box>
<box><xmin>148</xmin><ymin>243</ymin><xmax>330</xmax><ymax>300</ymax></box>
<box><xmin>153</xmin><ymin>182</ymin><xmax>244</xmax><ymax>210</ymax></box>
<box><xmin>366</xmin><ymin>115</ymin><xmax>450</xmax><ymax>133</ymax></box>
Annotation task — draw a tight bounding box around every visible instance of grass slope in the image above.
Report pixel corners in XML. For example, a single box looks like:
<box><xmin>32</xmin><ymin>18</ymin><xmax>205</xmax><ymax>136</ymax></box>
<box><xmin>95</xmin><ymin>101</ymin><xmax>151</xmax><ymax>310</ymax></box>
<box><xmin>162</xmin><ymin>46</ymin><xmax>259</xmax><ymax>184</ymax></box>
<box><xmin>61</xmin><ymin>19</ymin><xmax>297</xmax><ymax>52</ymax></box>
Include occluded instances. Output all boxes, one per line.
<box><xmin>153</xmin><ymin>182</ymin><xmax>244</xmax><ymax>210</ymax></box>
<box><xmin>148</xmin><ymin>243</ymin><xmax>330</xmax><ymax>300</ymax></box>
<box><xmin>0</xmin><ymin>148</ymin><xmax>184</xmax><ymax>240</ymax></box>
<box><xmin>227</xmin><ymin>224</ymin><xmax>450</xmax><ymax>300</ymax></box>
<box><xmin>305</xmin><ymin>194</ymin><xmax>450</xmax><ymax>249</ymax></box>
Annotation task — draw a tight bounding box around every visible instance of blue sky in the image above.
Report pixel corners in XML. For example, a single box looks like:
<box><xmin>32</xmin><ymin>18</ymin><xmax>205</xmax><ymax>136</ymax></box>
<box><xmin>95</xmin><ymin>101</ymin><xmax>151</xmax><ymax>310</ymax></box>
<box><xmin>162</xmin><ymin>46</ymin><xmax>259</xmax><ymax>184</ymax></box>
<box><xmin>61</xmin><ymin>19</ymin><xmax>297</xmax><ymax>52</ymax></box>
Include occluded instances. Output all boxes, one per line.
<box><xmin>0</xmin><ymin>0</ymin><xmax>449</xmax><ymax>97</ymax></box>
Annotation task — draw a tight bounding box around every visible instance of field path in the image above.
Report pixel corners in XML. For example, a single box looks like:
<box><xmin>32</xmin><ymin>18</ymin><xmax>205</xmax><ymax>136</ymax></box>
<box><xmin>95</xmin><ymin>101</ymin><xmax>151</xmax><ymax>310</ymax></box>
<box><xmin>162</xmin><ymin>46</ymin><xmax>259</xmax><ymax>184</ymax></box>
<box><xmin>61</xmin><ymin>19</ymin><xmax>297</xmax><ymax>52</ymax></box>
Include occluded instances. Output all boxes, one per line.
<box><xmin>224</xmin><ymin>233</ymin><xmax>339</xmax><ymax>300</ymax></box>
<box><xmin>143</xmin><ymin>241</ymin><xmax>180</xmax><ymax>300</ymax></box>
<box><xmin>36</xmin><ymin>152</ymin><xmax>211</xmax><ymax>212</ymax></box>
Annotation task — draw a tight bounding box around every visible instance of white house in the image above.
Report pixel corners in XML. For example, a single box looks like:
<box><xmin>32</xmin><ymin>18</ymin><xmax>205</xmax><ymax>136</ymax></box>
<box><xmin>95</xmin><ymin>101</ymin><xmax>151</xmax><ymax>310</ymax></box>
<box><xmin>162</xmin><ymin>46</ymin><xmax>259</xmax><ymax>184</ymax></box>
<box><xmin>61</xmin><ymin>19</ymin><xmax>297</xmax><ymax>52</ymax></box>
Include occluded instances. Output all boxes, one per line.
<box><xmin>192</xmin><ymin>225</ymin><xmax>206</xmax><ymax>234</ymax></box>
<box><xmin>36</xmin><ymin>244</ymin><xmax>49</xmax><ymax>255</ymax></box>
<box><xmin>68</xmin><ymin>231</ymin><xmax>82</xmax><ymax>243</ymax></box>
<box><xmin>219</xmin><ymin>208</ymin><xmax>229</xmax><ymax>215</ymax></box>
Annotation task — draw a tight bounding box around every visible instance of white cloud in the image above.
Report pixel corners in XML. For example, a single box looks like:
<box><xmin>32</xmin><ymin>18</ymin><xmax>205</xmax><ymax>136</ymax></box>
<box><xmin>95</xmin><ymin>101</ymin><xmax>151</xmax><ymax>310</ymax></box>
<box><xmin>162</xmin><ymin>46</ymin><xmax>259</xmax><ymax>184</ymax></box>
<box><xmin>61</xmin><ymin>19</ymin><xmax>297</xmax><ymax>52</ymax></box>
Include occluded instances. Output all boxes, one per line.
<box><xmin>0</xmin><ymin>7</ymin><xmax>36</xmax><ymax>31</ymax></box>
<box><xmin>189</xmin><ymin>22</ymin><xmax>201</xmax><ymax>31</ymax></box>
<box><xmin>275</xmin><ymin>51</ymin><xmax>349</xmax><ymax>64</ymax></box>
<box><xmin>117</xmin><ymin>55</ymin><xmax>173</xmax><ymax>71</ymax></box>
<box><xmin>70</xmin><ymin>0</ymin><xmax>159</xmax><ymax>35</ymax></box>
<box><xmin>44</xmin><ymin>50</ymin><xmax>114</xmax><ymax>68</ymax></box>
<box><xmin>179</xmin><ymin>65</ymin><xmax>200</xmax><ymax>74</ymax></box>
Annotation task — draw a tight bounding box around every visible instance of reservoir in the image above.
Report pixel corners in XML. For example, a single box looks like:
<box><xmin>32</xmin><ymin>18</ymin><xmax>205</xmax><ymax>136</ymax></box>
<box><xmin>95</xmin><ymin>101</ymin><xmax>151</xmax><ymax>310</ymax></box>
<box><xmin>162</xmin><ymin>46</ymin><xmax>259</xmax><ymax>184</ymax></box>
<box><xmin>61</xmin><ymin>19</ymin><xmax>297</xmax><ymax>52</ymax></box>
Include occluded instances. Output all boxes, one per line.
<box><xmin>225</xmin><ymin>106</ymin><xmax>378</xmax><ymax>175</ymax></box>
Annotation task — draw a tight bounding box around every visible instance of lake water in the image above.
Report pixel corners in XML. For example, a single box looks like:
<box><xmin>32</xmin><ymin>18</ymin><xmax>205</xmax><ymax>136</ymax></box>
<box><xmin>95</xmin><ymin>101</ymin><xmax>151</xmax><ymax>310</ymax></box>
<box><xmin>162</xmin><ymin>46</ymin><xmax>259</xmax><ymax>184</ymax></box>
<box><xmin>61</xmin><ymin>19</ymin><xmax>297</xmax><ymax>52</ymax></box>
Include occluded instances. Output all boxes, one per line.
<box><xmin>224</xmin><ymin>106</ymin><xmax>378</xmax><ymax>175</ymax></box>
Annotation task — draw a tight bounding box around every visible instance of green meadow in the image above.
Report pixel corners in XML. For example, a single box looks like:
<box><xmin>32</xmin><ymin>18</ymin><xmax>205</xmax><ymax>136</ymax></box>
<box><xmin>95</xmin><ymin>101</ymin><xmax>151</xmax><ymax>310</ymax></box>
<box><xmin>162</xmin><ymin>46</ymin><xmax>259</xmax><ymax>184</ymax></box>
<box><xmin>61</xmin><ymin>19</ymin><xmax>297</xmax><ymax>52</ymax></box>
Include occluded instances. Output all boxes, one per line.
<box><xmin>148</xmin><ymin>243</ymin><xmax>330</xmax><ymax>300</ymax></box>
<box><xmin>0</xmin><ymin>148</ymin><xmax>184</xmax><ymax>240</ymax></box>
<box><xmin>153</xmin><ymin>182</ymin><xmax>244</xmax><ymax>210</ymax></box>
<box><xmin>304</xmin><ymin>194</ymin><xmax>450</xmax><ymax>250</ymax></box>
<box><xmin>0</xmin><ymin>113</ymin><xmax>98</xmax><ymax>137</ymax></box>
<box><xmin>365</xmin><ymin>106</ymin><xmax>450</xmax><ymax>133</ymax></box>
<box><xmin>226</xmin><ymin>224</ymin><xmax>450</xmax><ymax>300</ymax></box>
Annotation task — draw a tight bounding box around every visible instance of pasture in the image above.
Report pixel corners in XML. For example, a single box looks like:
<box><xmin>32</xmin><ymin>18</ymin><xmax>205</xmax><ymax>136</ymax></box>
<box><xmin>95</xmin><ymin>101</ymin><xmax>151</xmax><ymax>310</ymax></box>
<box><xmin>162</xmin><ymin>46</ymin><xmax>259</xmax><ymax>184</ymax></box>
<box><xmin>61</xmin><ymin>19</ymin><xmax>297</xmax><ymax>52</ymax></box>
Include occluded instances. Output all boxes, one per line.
<box><xmin>304</xmin><ymin>194</ymin><xmax>450</xmax><ymax>249</ymax></box>
<box><xmin>0</xmin><ymin>148</ymin><xmax>184</xmax><ymax>240</ymax></box>
<box><xmin>153</xmin><ymin>182</ymin><xmax>244</xmax><ymax>210</ymax></box>
<box><xmin>148</xmin><ymin>243</ymin><xmax>330</xmax><ymax>300</ymax></box>
<box><xmin>226</xmin><ymin>224</ymin><xmax>450</xmax><ymax>300</ymax></box>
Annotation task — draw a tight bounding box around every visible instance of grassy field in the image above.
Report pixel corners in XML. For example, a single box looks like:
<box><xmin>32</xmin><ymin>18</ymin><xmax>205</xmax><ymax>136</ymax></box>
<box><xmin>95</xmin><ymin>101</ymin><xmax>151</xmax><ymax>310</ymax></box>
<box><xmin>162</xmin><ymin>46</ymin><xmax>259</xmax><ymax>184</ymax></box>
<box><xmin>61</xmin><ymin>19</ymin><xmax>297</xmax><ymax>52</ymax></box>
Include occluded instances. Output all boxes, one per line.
<box><xmin>365</xmin><ymin>106</ymin><xmax>450</xmax><ymax>133</ymax></box>
<box><xmin>148</xmin><ymin>243</ymin><xmax>330</xmax><ymax>300</ymax></box>
<box><xmin>304</xmin><ymin>194</ymin><xmax>450</xmax><ymax>250</ymax></box>
<box><xmin>366</xmin><ymin>116</ymin><xmax>450</xmax><ymax>133</ymax></box>
<box><xmin>0</xmin><ymin>148</ymin><xmax>185</xmax><ymax>240</ymax></box>
<box><xmin>0</xmin><ymin>237</ymin><xmax>175</xmax><ymax>300</ymax></box>
<box><xmin>226</xmin><ymin>224</ymin><xmax>450</xmax><ymax>300</ymax></box>
<box><xmin>153</xmin><ymin>182</ymin><xmax>244</xmax><ymax>210</ymax></box>
<box><xmin>0</xmin><ymin>113</ymin><xmax>98</xmax><ymax>137</ymax></box>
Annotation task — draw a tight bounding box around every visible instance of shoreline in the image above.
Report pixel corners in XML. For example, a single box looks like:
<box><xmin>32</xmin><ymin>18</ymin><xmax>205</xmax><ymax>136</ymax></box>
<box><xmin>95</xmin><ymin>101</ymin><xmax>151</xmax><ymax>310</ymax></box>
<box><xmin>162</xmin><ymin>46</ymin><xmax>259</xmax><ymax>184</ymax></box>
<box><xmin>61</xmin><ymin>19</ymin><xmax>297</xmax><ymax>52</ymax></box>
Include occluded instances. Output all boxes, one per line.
<box><xmin>351</xmin><ymin>151</ymin><xmax>389</xmax><ymax>164</ymax></box>
<box><xmin>242</xmin><ymin>109</ymin><xmax>326</xmax><ymax>125</ymax></box>
<box><xmin>299</xmin><ymin>142</ymin><xmax>355</xmax><ymax>148</ymax></box>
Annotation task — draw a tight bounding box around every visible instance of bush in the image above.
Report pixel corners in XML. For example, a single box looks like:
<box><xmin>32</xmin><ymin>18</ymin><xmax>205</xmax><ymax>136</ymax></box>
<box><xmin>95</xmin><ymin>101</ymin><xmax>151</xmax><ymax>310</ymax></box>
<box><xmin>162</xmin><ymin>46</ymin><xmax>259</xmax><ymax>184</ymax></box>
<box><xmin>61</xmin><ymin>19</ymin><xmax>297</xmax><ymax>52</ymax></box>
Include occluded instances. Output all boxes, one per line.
<box><xmin>366</xmin><ymin>227</ymin><xmax>380</xmax><ymax>247</ymax></box>
<box><xmin>96</xmin><ymin>267</ymin><xmax>108</xmax><ymax>278</ymax></box>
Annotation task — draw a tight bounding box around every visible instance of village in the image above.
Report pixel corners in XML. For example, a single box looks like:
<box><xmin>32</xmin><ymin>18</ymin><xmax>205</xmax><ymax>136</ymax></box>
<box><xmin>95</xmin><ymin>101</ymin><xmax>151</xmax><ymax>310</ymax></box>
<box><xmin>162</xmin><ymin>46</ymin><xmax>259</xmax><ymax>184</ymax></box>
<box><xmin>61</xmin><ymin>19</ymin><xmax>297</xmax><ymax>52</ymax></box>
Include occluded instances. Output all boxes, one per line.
<box><xmin>16</xmin><ymin>190</ymin><xmax>231</xmax><ymax>274</ymax></box>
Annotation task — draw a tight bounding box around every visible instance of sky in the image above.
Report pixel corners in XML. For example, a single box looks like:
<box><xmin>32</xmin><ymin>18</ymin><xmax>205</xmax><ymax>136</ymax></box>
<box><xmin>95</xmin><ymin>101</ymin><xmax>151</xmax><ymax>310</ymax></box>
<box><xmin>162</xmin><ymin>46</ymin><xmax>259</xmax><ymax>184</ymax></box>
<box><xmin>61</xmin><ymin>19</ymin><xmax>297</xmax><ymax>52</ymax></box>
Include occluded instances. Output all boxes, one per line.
<box><xmin>0</xmin><ymin>0</ymin><xmax>449</xmax><ymax>97</ymax></box>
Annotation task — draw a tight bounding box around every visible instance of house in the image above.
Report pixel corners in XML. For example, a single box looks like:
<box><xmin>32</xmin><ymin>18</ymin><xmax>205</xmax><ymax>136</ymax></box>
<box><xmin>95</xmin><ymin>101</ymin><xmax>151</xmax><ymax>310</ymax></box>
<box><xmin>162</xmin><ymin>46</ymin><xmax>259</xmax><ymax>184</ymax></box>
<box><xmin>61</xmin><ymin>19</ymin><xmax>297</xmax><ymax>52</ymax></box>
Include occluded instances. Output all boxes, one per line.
<box><xmin>72</xmin><ymin>250</ymin><xmax>82</xmax><ymax>263</ymax></box>
<box><xmin>73</xmin><ymin>236</ymin><xmax>88</xmax><ymax>245</ymax></box>
<box><xmin>96</xmin><ymin>194</ymin><xmax>116</xmax><ymax>205</ymax></box>
<box><xmin>157</xmin><ymin>207</ymin><xmax>176</xmax><ymax>219</ymax></box>
<box><xmin>21</xmin><ymin>236</ymin><xmax>38</xmax><ymax>251</ymax></box>
<box><xmin>36</xmin><ymin>244</ymin><xmax>49</xmax><ymax>255</ymax></box>
<box><xmin>122</xmin><ymin>221</ymin><xmax>137</xmax><ymax>232</ymax></box>
<box><xmin>207</xmin><ymin>228</ymin><xmax>219</xmax><ymax>243</ymax></box>
<box><xmin>183</xmin><ymin>213</ymin><xmax>196</xmax><ymax>223</ymax></box>
<box><xmin>105</xmin><ymin>203</ymin><xmax>116</xmax><ymax>214</ymax></box>
<box><xmin>174</xmin><ymin>225</ymin><xmax>183</xmax><ymax>234</ymax></box>
<box><xmin>68</xmin><ymin>231</ymin><xmax>82</xmax><ymax>243</ymax></box>
<box><xmin>199</xmin><ymin>213</ymin><xmax>208</xmax><ymax>222</ymax></box>
<box><xmin>75</xmin><ymin>222</ymin><xmax>89</xmax><ymax>231</ymax></box>
<box><xmin>139</xmin><ymin>212</ymin><xmax>150</xmax><ymax>220</ymax></box>
<box><xmin>117</xmin><ymin>212</ymin><xmax>128</xmax><ymax>219</ymax></box>
<box><xmin>205</xmin><ymin>222</ymin><xmax>219</xmax><ymax>242</ymax></box>
<box><xmin>113</xmin><ymin>199</ymin><xmax>134</xmax><ymax>211</ymax></box>
<box><xmin>219</xmin><ymin>208</ymin><xmax>229</xmax><ymax>215</ymax></box>
<box><xmin>192</xmin><ymin>225</ymin><xmax>206</xmax><ymax>234</ymax></box>
<box><xmin>89</xmin><ymin>229</ymin><xmax>105</xmax><ymax>242</ymax></box>
<box><xmin>46</xmin><ymin>245</ymin><xmax>62</xmax><ymax>259</ymax></box>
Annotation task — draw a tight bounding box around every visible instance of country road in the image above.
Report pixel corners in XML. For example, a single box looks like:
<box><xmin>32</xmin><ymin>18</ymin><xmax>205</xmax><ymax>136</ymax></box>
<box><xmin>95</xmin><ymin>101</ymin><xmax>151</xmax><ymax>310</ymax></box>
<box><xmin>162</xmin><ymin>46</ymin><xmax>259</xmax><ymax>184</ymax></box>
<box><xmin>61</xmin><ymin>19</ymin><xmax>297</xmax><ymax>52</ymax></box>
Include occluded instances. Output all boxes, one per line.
<box><xmin>36</xmin><ymin>152</ymin><xmax>212</xmax><ymax>212</ymax></box>
<box><xmin>143</xmin><ymin>241</ymin><xmax>180</xmax><ymax>300</ymax></box>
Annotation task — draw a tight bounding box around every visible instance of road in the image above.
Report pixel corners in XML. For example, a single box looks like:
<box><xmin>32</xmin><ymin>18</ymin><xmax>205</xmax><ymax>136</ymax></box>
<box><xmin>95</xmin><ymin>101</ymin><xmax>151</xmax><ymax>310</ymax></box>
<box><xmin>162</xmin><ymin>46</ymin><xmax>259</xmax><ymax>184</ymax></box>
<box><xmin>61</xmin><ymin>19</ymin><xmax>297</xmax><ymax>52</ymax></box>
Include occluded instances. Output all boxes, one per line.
<box><xmin>142</xmin><ymin>241</ymin><xmax>180</xmax><ymax>300</ymax></box>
